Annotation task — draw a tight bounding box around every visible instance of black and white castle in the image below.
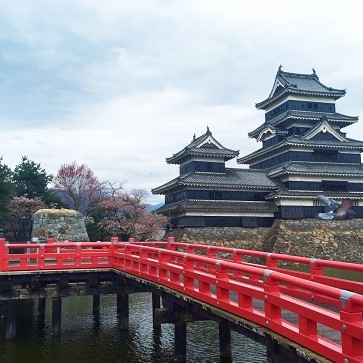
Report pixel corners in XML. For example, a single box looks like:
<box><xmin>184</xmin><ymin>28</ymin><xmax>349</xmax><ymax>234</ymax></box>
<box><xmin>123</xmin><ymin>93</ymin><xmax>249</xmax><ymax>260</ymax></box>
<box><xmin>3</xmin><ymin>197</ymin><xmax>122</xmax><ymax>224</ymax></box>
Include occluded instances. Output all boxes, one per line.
<box><xmin>152</xmin><ymin>68</ymin><xmax>363</xmax><ymax>228</ymax></box>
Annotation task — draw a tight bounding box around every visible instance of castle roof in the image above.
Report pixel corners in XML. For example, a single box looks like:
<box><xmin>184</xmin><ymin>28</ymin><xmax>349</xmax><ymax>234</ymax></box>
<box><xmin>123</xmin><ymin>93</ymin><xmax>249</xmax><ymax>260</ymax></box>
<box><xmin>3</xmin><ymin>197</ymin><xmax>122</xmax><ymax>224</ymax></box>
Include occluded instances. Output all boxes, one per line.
<box><xmin>152</xmin><ymin>168</ymin><xmax>277</xmax><ymax>194</ymax></box>
<box><xmin>154</xmin><ymin>199</ymin><xmax>277</xmax><ymax>214</ymax></box>
<box><xmin>265</xmin><ymin>187</ymin><xmax>363</xmax><ymax>201</ymax></box>
<box><xmin>166</xmin><ymin>127</ymin><xmax>239</xmax><ymax>164</ymax></box>
<box><xmin>256</xmin><ymin>67</ymin><xmax>346</xmax><ymax>110</ymax></box>
<box><xmin>249</xmin><ymin>111</ymin><xmax>358</xmax><ymax>139</ymax></box>
<box><xmin>238</xmin><ymin>131</ymin><xmax>363</xmax><ymax>165</ymax></box>
<box><xmin>267</xmin><ymin>161</ymin><xmax>363</xmax><ymax>178</ymax></box>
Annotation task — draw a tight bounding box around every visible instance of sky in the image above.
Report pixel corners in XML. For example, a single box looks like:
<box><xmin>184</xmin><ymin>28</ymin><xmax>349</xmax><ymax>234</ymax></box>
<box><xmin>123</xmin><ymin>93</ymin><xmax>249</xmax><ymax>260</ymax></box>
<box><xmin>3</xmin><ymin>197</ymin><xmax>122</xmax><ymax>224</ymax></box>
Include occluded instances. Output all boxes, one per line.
<box><xmin>1</xmin><ymin>0</ymin><xmax>363</xmax><ymax>205</ymax></box>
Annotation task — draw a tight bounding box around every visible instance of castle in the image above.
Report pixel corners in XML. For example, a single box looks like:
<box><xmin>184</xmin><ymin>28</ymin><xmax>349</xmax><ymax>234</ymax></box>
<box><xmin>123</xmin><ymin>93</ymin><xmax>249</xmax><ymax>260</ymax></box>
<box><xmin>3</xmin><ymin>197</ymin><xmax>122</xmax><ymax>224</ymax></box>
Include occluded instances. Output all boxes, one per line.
<box><xmin>152</xmin><ymin>68</ymin><xmax>363</xmax><ymax>228</ymax></box>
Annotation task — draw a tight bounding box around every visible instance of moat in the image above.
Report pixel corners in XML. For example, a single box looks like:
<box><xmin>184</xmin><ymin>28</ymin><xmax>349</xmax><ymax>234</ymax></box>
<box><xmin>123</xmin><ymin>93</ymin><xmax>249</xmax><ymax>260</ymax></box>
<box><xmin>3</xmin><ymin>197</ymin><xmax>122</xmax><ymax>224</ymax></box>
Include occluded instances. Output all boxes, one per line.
<box><xmin>0</xmin><ymin>293</ymin><xmax>268</xmax><ymax>363</ymax></box>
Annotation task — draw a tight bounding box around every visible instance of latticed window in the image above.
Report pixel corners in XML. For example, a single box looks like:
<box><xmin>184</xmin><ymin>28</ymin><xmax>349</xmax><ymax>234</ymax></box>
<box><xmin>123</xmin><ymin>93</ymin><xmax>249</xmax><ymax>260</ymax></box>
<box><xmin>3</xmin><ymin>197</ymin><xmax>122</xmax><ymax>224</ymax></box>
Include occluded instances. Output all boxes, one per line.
<box><xmin>314</xmin><ymin>150</ymin><xmax>338</xmax><ymax>161</ymax></box>
<box><xmin>322</xmin><ymin>180</ymin><xmax>348</xmax><ymax>192</ymax></box>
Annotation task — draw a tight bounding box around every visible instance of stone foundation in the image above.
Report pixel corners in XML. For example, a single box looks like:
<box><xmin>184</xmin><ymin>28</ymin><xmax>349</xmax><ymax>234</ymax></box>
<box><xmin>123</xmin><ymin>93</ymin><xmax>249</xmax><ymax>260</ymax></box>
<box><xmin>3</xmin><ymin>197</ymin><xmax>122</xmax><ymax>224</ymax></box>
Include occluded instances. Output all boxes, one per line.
<box><xmin>32</xmin><ymin>209</ymin><xmax>89</xmax><ymax>242</ymax></box>
<box><xmin>169</xmin><ymin>218</ymin><xmax>363</xmax><ymax>263</ymax></box>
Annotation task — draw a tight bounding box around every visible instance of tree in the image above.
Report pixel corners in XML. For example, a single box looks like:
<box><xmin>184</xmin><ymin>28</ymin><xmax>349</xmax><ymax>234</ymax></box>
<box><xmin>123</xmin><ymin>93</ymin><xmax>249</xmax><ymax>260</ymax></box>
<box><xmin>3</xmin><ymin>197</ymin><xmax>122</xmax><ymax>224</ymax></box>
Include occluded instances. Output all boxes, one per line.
<box><xmin>0</xmin><ymin>157</ymin><xmax>15</xmax><ymax>219</ymax></box>
<box><xmin>52</xmin><ymin>162</ymin><xmax>103</xmax><ymax>214</ymax></box>
<box><xmin>13</xmin><ymin>156</ymin><xmax>53</xmax><ymax>202</ymax></box>
<box><xmin>8</xmin><ymin>196</ymin><xmax>46</xmax><ymax>241</ymax></box>
<box><xmin>94</xmin><ymin>188</ymin><xmax>167</xmax><ymax>241</ymax></box>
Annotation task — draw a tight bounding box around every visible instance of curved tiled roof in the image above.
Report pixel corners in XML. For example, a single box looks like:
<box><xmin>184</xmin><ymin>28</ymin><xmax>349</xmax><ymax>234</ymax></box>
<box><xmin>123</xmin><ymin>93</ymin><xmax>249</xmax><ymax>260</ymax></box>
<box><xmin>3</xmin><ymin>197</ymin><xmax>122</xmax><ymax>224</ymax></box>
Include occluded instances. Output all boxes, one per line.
<box><xmin>267</xmin><ymin>161</ymin><xmax>363</xmax><ymax>178</ymax></box>
<box><xmin>166</xmin><ymin>127</ymin><xmax>239</xmax><ymax>164</ymax></box>
<box><xmin>249</xmin><ymin>111</ymin><xmax>358</xmax><ymax>138</ymax></box>
<box><xmin>152</xmin><ymin>168</ymin><xmax>277</xmax><ymax>194</ymax></box>
<box><xmin>256</xmin><ymin>68</ymin><xmax>346</xmax><ymax>109</ymax></box>
<box><xmin>238</xmin><ymin>135</ymin><xmax>363</xmax><ymax>164</ymax></box>
<box><xmin>182</xmin><ymin>168</ymin><xmax>276</xmax><ymax>188</ymax></box>
<box><xmin>265</xmin><ymin>187</ymin><xmax>363</xmax><ymax>200</ymax></box>
<box><xmin>154</xmin><ymin>199</ymin><xmax>277</xmax><ymax>214</ymax></box>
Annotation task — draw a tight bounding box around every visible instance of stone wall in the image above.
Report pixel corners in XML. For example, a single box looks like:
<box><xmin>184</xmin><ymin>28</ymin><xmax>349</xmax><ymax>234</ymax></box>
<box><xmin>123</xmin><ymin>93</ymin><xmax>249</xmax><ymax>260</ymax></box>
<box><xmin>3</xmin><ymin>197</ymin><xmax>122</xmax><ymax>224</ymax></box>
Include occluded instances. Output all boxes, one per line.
<box><xmin>169</xmin><ymin>218</ymin><xmax>363</xmax><ymax>263</ymax></box>
<box><xmin>32</xmin><ymin>209</ymin><xmax>89</xmax><ymax>242</ymax></box>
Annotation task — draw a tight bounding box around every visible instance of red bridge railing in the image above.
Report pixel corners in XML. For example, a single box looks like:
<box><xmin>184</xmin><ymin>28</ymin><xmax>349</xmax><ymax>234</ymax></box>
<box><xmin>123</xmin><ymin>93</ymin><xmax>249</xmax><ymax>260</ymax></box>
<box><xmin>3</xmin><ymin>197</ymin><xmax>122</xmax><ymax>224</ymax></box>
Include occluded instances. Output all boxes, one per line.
<box><xmin>0</xmin><ymin>237</ymin><xmax>362</xmax><ymax>363</ymax></box>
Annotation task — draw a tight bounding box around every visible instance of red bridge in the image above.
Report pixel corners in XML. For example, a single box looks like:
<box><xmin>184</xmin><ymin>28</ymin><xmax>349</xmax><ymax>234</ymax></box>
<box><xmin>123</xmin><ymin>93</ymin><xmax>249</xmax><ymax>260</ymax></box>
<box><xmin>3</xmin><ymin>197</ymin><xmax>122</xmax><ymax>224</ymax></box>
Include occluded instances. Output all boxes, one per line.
<box><xmin>0</xmin><ymin>237</ymin><xmax>362</xmax><ymax>363</ymax></box>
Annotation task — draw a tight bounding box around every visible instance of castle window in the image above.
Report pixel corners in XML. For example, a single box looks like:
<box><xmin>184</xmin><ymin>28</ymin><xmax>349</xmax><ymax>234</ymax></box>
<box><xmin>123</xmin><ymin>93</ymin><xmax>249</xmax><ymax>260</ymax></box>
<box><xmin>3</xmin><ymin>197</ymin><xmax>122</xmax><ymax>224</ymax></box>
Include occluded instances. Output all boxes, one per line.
<box><xmin>322</xmin><ymin>180</ymin><xmax>348</xmax><ymax>192</ymax></box>
<box><xmin>314</xmin><ymin>150</ymin><xmax>337</xmax><ymax>161</ymax></box>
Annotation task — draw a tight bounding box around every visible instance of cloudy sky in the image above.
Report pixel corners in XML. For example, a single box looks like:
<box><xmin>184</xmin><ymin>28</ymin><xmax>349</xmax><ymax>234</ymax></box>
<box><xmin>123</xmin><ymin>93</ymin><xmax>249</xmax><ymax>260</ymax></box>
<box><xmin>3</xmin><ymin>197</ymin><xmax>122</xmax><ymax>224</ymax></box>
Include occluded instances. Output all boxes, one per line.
<box><xmin>1</xmin><ymin>0</ymin><xmax>363</xmax><ymax>204</ymax></box>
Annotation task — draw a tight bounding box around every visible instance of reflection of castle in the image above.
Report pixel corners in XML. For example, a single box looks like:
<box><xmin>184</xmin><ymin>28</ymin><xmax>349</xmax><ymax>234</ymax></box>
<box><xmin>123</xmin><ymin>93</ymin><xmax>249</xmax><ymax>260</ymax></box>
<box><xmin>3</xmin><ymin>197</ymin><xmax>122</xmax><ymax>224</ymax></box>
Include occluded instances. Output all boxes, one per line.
<box><xmin>152</xmin><ymin>68</ymin><xmax>363</xmax><ymax>228</ymax></box>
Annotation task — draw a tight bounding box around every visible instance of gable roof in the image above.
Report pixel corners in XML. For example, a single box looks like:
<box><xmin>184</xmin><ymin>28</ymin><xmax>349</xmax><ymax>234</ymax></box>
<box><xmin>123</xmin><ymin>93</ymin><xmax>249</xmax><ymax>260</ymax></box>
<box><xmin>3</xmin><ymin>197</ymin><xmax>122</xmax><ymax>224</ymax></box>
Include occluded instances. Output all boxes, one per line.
<box><xmin>256</xmin><ymin>67</ymin><xmax>346</xmax><ymax>110</ymax></box>
<box><xmin>302</xmin><ymin>119</ymin><xmax>347</xmax><ymax>142</ymax></box>
<box><xmin>166</xmin><ymin>127</ymin><xmax>239</xmax><ymax>164</ymax></box>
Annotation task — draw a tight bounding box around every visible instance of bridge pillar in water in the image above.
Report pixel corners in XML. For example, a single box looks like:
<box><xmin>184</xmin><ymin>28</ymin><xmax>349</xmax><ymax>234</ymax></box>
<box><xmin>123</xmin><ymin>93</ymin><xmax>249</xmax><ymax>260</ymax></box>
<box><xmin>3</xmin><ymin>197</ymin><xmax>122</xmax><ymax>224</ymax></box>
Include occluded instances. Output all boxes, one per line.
<box><xmin>52</xmin><ymin>297</ymin><xmax>62</xmax><ymax>336</ymax></box>
<box><xmin>219</xmin><ymin>318</ymin><xmax>232</xmax><ymax>362</ymax></box>
<box><xmin>174</xmin><ymin>322</ymin><xmax>187</xmax><ymax>363</ymax></box>
<box><xmin>152</xmin><ymin>293</ymin><xmax>161</xmax><ymax>329</ymax></box>
<box><xmin>172</xmin><ymin>301</ymin><xmax>187</xmax><ymax>363</ymax></box>
<box><xmin>6</xmin><ymin>300</ymin><xmax>16</xmax><ymax>340</ymax></box>
<box><xmin>93</xmin><ymin>295</ymin><xmax>100</xmax><ymax>315</ymax></box>
<box><xmin>38</xmin><ymin>298</ymin><xmax>46</xmax><ymax>316</ymax></box>
<box><xmin>117</xmin><ymin>293</ymin><xmax>129</xmax><ymax>329</ymax></box>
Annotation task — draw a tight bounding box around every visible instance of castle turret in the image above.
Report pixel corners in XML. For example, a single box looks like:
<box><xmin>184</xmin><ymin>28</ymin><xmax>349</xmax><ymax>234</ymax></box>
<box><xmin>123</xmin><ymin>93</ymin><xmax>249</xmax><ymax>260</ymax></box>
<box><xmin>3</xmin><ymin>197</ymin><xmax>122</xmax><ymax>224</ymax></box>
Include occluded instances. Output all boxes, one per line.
<box><xmin>238</xmin><ymin>67</ymin><xmax>363</xmax><ymax>218</ymax></box>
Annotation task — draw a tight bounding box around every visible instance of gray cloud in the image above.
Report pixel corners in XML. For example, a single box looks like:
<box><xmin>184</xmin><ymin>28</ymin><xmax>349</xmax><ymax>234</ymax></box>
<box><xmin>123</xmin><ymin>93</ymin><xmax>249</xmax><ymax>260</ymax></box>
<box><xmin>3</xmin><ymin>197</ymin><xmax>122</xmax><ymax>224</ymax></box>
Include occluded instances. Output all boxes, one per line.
<box><xmin>1</xmin><ymin>0</ymin><xmax>363</xmax><ymax>203</ymax></box>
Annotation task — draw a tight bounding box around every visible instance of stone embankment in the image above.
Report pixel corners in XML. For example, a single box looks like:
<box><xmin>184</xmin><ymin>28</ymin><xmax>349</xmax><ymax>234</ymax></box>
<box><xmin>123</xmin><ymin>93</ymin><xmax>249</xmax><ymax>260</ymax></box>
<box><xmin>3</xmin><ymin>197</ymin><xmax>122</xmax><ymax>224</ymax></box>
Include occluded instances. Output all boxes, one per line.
<box><xmin>32</xmin><ymin>209</ymin><xmax>89</xmax><ymax>242</ymax></box>
<box><xmin>170</xmin><ymin>218</ymin><xmax>363</xmax><ymax>264</ymax></box>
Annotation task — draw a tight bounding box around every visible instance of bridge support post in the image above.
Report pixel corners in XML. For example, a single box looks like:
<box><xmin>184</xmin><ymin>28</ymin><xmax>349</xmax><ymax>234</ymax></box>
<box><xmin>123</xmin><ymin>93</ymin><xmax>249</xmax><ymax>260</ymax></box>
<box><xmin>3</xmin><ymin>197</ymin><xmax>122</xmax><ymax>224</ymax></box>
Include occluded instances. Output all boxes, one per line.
<box><xmin>6</xmin><ymin>300</ymin><xmax>16</xmax><ymax>340</ymax></box>
<box><xmin>152</xmin><ymin>293</ymin><xmax>161</xmax><ymax>329</ymax></box>
<box><xmin>219</xmin><ymin>318</ymin><xmax>232</xmax><ymax>362</ymax></box>
<box><xmin>38</xmin><ymin>298</ymin><xmax>46</xmax><ymax>316</ymax></box>
<box><xmin>93</xmin><ymin>295</ymin><xmax>100</xmax><ymax>315</ymax></box>
<box><xmin>52</xmin><ymin>297</ymin><xmax>62</xmax><ymax>336</ymax></box>
<box><xmin>117</xmin><ymin>293</ymin><xmax>129</xmax><ymax>329</ymax></box>
<box><xmin>0</xmin><ymin>301</ymin><xmax>6</xmax><ymax>319</ymax></box>
<box><xmin>174</xmin><ymin>322</ymin><xmax>187</xmax><ymax>363</ymax></box>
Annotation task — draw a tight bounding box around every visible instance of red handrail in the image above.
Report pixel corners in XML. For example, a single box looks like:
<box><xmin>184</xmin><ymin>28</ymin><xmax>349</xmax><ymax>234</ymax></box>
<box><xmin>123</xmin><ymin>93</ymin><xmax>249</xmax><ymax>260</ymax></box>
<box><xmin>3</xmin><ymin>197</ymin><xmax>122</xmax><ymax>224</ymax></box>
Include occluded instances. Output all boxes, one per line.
<box><xmin>0</xmin><ymin>238</ymin><xmax>362</xmax><ymax>363</ymax></box>
<box><xmin>134</xmin><ymin>238</ymin><xmax>363</xmax><ymax>296</ymax></box>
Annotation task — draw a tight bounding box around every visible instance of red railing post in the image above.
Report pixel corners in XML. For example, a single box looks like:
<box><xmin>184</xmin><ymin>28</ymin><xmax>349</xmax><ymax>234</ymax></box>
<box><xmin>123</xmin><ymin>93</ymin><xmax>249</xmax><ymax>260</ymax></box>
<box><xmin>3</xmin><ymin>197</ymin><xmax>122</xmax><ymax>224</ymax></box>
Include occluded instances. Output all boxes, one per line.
<box><xmin>340</xmin><ymin>290</ymin><xmax>363</xmax><ymax>360</ymax></box>
<box><xmin>111</xmin><ymin>237</ymin><xmax>118</xmax><ymax>244</ymax></box>
<box><xmin>166</xmin><ymin>236</ymin><xmax>174</xmax><ymax>250</ymax></box>
<box><xmin>0</xmin><ymin>238</ymin><xmax>6</xmax><ymax>271</ymax></box>
<box><xmin>263</xmin><ymin>270</ymin><xmax>282</xmax><ymax>326</ymax></box>
<box><xmin>299</xmin><ymin>315</ymin><xmax>318</xmax><ymax>337</ymax></box>
<box><xmin>128</xmin><ymin>237</ymin><xmax>135</xmax><ymax>243</ymax></box>
<box><xmin>266</xmin><ymin>253</ymin><xmax>278</xmax><ymax>269</ymax></box>
<box><xmin>215</xmin><ymin>261</ymin><xmax>229</xmax><ymax>304</ymax></box>
<box><xmin>183</xmin><ymin>254</ymin><xmax>194</xmax><ymax>289</ymax></box>
<box><xmin>158</xmin><ymin>250</ymin><xmax>168</xmax><ymax>281</ymax></box>
<box><xmin>139</xmin><ymin>248</ymin><xmax>148</xmax><ymax>275</ymax></box>
<box><xmin>310</xmin><ymin>258</ymin><xmax>323</xmax><ymax>279</ymax></box>
<box><xmin>109</xmin><ymin>238</ymin><xmax>117</xmax><ymax>267</ymax></box>
<box><xmin>39</xmin><ymin>243</ymin><xmax>45</xmax><ymax>269</ymax></box>
<box><xmin>75</xmin><ymin>243</ymin><xmax>82</xmax><ymax>267</ymax></box>
<box><xmin>46</xmin><ymin>238</ymin><xmax>56</xmax><ymax>254</ymax></box>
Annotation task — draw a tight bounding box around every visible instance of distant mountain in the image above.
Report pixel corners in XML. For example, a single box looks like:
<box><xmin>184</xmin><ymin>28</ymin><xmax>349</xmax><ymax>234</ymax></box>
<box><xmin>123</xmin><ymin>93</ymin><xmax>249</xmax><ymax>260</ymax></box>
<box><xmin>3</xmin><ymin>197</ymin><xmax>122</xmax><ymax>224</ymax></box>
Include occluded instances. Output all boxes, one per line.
<box><xmin>146</xmin><ymin>203</ymin><xmax>164</xmax><ymax>211</ymax></box>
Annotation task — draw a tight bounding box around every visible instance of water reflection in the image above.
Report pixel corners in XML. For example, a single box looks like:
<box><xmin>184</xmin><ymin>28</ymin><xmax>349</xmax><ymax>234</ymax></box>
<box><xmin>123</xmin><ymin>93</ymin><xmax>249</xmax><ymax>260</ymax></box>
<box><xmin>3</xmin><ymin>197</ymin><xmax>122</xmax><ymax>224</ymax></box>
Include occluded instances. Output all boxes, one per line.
<box><xmin>0</xmin><ymin>293</ymin><xmax>268</xmax><ymax>363</ymax></box>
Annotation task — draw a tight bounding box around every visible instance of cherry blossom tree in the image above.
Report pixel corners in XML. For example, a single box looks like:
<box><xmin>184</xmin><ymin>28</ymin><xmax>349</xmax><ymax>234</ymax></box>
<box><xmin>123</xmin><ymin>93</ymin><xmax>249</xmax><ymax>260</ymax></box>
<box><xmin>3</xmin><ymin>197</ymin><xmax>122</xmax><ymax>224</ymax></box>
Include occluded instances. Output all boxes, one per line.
<box><xmin>53</xmin><ymin>162</ymin><xmax>103</xmax><ymax>214</ymax></box>
<box><xmin>94</xmin><ymin>188</ymin><xmax>167</xmax><ymax>241</ymax></box>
